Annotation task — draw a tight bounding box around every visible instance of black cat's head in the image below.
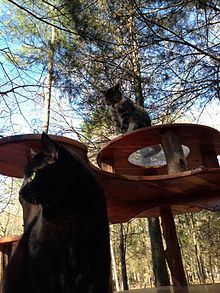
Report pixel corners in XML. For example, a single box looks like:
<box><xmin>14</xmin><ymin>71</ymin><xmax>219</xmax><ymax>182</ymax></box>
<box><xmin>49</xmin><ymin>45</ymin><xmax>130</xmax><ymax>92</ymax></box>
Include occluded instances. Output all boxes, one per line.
<box><xmin>102</xmin><ymin>83</ymin><xmax>122</xmax><ymax>105</ymax></box>
<box><xmin>19</xmin><ymin>133</ymin><xmax>106</xmax><ymax>220</ymax></box>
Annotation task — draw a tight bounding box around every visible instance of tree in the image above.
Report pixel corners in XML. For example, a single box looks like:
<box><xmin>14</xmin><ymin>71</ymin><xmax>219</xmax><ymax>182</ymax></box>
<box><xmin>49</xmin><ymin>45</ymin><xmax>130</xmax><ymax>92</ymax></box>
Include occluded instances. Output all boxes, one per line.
<box><xmin>0</xmin><ymin>177</ymin><xmax>23</xmax><ymax>236</ymax></box>
<box><xmin>147</xmin><ymin>218</ymin><xmax>170</xmax><ymax>286</ymax></box>
<box><xmin>119</xmin><ymin>223</ymin><xmax>129</xmax><ymax>290</ymax></box>
<box><xmin>0</xmin><ymin>0</ymin><xmax>220</xmax><ymax>289</ymax></box>
<box><xmin>131</xmin><ymin>0</ymin><xmax>220</xmax><ymax>120</ymax></box>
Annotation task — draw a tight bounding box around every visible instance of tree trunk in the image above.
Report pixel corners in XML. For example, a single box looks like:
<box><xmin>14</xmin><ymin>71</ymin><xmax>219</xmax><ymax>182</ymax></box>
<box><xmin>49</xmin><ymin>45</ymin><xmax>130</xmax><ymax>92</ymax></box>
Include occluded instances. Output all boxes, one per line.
<box><xmin>119</xmin><ymin>223</ymin><xmax>129</xmax><ymax>290</ymax></box>
<box><xmin>110</xmin><ymin>239</ymin><xmax>120</xmax><ymax>291</ymax></box>
<box><xmin>21</xmin><ymin>9</ymin><xmax>56</xmax><ymax>233</ymax></box>
<box><xmin>148</xmin><ymin>218</ymin><xmax>170</xmax><ymax>287</ymax></box>
<box><xmin>42</xmin><ymin>20</ymin><xmax>56</xmax><ymax>133</ymax></box>
<box><xmin>127</xmin><ymin>1</ymin><xmax>144</xmax><ymax>106</ymax></box>
<box><xmin>188</xmin><ymin>214</ymin><xmax>206</xmax><ymax>283</ymax></box>
<box><xmin>127</xmin><ymin>1</ymin><xmax>170</xmax><ymax>287</ymax></box>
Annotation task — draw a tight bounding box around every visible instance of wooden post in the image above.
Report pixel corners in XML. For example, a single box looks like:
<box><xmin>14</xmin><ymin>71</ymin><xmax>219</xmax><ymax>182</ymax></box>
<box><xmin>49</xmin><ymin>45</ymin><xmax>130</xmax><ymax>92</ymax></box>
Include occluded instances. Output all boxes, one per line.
<box><xmin>0</xmin><ymin>239</ymin><xmax>15</xmax><ymax>290</ymax></box>
<box><xmin>160</xmin><ymin>129</ymin><xmax>188</xmax><ymax>173</ymax></box>
<box><xmin>160</xmin><ymin>207</ymin><xmax>187</xmax><ymax>286</ymax></box>
<box><xmin>160</xmin><ymin>129</ymin><xmax>188</xmax><ymax>288</ymax></box>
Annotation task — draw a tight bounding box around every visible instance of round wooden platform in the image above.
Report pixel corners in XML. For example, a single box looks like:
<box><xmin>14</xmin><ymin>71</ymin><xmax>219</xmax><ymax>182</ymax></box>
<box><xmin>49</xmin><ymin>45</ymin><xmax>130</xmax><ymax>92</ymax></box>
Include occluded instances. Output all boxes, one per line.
<box><xmin>0</xmin><ymin>134</ymin><xmax>87</xmax><ymax>178</ymax></box>
<box><xmin>97</xmin><ymin>123</ymin><xmax>220</xmax><ymax>176</ymax></box>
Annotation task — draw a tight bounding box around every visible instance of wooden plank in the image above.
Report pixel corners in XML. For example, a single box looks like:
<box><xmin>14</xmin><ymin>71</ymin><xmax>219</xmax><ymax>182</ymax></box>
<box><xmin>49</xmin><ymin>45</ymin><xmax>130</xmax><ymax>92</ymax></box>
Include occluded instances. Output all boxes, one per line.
<box><xmin>0</xmin><ymin>251</ymin><xmax>3</xmax><ymax>287</ymax></box>
<box><xmin>94</xmin><ymin>167</ymin><xmax>220</xmax><ymax>222</ymax></box>
<box><xmin>0</xmin><ymin>236</ymin><xmax>20</xmax><ymax>245</ymax></box>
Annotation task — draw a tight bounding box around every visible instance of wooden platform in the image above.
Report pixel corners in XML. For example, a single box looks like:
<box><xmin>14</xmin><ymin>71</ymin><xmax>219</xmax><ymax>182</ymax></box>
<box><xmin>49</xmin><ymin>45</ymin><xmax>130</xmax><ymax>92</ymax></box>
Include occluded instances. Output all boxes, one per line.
<box><xmin>97</xmin><ymin>123</ymin><xmax>220</xmax><ymax>176</ymax></box>
<box><xmin>115</xmin><ymin>284</ymin><xmax>220</xmax><ymax>292</ymax></box>
<box><xmin>0</xmin><ymin>125</ymin><xmax>220</xmax><ymax>223</ymax></box>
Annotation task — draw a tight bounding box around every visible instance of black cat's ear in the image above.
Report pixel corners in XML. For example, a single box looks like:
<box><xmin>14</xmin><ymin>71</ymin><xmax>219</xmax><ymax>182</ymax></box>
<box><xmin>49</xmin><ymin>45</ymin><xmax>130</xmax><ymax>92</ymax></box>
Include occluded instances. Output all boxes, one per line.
<box><xmin>41</xmin><ymin>132</ymin><xmax>58</xmax><ymax>160</ymax></box>
<box><xmin>114</xmin><ymin>83</ymin><xmax>120</xmax><ymax>90</ymax></box>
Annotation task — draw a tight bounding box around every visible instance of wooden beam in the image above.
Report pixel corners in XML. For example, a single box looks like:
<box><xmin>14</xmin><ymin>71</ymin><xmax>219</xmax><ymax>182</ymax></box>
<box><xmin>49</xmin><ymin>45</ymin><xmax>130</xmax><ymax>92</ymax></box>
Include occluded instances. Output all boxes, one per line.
<box><xmin>0</xmin><ymin>236</ymin><xmax>20</xmax><ymax>245</ymax></box>
<box><xmin>160</xmin><ymin>207</ymin><xmax>187</xmax><ymax>287</ymax></box>
<box><xmin>160</xmin><ymin>129</ymin><xmax>188</xmax><ymax>288</ymax></box>
<box><xmin>160</xmin><ymin>129</ymin><xmax>188</xmax><ymax>173</ymax></box>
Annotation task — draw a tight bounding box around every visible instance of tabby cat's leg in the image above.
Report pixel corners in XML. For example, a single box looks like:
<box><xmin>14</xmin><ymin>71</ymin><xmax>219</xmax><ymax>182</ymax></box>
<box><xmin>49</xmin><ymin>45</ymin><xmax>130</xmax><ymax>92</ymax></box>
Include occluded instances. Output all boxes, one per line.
<box><xmin>120</xmin><ymin>114</ymin><xmax>130</xmax><ymax>133</ymax></box>
<box><xmin>110</xmin><ymin>108</ymin><xmax>121</xmax><ymax>134</ymax></box>
<box><xmin>114</xmin><ymin>123</ymin><xmax>122</xmax><ymax>134</ymax></box>
<box><xmin>127</xmin><ymin>121</ymin><xmax>137</xmax><ymax>133</ymax></box>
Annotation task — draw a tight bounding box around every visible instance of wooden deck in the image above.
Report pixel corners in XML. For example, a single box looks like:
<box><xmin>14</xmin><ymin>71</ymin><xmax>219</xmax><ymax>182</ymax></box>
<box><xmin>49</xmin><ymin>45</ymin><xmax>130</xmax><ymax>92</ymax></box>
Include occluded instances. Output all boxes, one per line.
<box><xmin>116</xmin><ymin>284</ymin><xmax>220</xmax><ymax>292</ymax></box>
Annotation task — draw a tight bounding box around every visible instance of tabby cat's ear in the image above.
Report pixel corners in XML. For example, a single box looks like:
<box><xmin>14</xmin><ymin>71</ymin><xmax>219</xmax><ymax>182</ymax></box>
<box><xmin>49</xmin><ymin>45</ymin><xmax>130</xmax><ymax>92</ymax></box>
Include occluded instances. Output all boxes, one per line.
<box><xmin>41</xmin><ymin>132</ymin><xmax>58</xmax><ymax>160</ymax></box>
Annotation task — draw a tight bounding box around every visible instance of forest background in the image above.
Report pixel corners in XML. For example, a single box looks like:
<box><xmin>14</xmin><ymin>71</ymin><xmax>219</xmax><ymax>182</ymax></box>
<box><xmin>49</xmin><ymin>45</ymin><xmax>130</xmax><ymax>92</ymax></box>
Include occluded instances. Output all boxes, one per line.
<box><xmin>0</xmin><ymin>0</ymin><xmax>220</xmax><ymax>291</ymax></box>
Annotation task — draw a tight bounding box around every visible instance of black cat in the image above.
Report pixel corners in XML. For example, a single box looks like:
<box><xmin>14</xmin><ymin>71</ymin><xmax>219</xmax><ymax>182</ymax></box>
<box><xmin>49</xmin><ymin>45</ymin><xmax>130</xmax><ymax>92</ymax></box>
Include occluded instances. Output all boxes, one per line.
<box><xmin>102</xmin><ymin>83</ymin><xmax>151</xmax><ymax>134</ymax></box>
<box><xmin>3</xmin><ymin>133</ymin><xmax>110</xmax><ymax>293</ymax></box>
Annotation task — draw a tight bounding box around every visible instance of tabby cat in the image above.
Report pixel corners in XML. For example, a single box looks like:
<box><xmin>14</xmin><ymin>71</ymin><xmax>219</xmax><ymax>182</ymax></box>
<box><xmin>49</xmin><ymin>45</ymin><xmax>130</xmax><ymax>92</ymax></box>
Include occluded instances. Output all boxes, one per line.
<box><xmin>3</xmin><ymin>133</ymin><xmax>110</xmax><ymax>293</ymax></box>
<box><xmin>102</xmin><ymin>83</ymin><xmax>151</xmax><ymax>134</ymax></box>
